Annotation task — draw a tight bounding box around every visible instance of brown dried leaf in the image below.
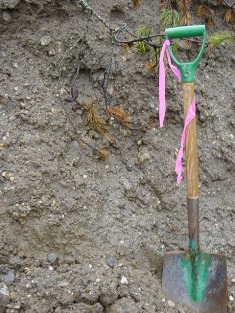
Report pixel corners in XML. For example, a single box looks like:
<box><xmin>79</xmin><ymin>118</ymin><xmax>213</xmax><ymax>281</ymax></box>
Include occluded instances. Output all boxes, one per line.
<box><xmin>132</xmin><ymin>0</ymin><xmax>140</xmax><ymax>8</ymax></box>
<box><xmin>217</xmin><ymin>0</ymin><xmax>223</xmax><ymax>5</ymax></box>
<box><xmin>97</xmin><ymin>149</ymin><xmax>109</xmax><ymax>160</ymax></box>
<box><xmin>106</xmin><ymin>106</ymin><xmax>131</xmax><ymax>128</ymax></box>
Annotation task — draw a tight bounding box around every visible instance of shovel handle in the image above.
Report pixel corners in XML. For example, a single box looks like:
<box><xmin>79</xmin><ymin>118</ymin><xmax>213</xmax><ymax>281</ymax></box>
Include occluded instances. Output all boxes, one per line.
<box><xmin>183</xmin><ymin>83</ymin><xmax>199</xmax><ymax>199</ymax></box>
<box><xmin>183</xmin><ymin>82</ymin><xmax>200</xmax><ymax>253</ymax></box>
<box><xmin>165</xmin><ymin>25</ymin><xmax>206</xmax><ymax>83</ymax></box>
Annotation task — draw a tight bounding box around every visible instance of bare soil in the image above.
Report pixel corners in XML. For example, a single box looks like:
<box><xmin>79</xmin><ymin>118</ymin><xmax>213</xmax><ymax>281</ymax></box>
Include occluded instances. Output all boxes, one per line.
<box><xmin>0</xmin><ymin>1</ymin><xmax>234</xmax><ymax>312</ymax></box>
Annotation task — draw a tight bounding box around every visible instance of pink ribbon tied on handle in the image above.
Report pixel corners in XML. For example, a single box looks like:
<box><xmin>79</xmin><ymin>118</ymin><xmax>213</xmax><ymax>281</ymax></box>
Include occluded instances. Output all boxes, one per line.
<box><xmin>159</xmin><ymin>39</ymin><xmax>196</xmax><ymax>185</ymax></box>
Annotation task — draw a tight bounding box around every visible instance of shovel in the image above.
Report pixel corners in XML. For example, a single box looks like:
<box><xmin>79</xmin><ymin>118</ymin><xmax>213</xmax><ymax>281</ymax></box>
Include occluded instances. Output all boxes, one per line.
<box><xmin>162</xmin><ymin>25</ymin><xmax>227</xmax><ymax>313</ymax></box>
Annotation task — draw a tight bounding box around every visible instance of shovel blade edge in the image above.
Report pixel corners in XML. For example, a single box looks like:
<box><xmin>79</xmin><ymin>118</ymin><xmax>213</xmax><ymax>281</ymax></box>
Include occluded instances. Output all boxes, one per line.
<box><xmin>162</xmin><ymin>251</ymin><xmax>227</xmax><ymax>313</ymax></box>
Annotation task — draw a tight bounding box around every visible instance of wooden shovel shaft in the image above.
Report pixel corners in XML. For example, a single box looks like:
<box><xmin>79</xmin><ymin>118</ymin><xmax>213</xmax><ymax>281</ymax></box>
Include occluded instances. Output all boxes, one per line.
<box><xmin>182</xmin><ymin>82</ymin><xmax>199</xmax><ymax>199</ymax></box>
<box><xmin>182</xmin><ymin>82</ymin><xmax>200</xmax><ymax>253</ymax></box>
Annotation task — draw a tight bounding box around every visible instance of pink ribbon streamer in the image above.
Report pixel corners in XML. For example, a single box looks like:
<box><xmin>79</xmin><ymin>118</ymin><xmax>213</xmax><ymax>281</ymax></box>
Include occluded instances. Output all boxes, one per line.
<box><xmin>175</xmin><ymin>97</ymin><xmax>196</xmax><ymax>184</ymax></box>
<box><xmin>159</xmin><ymin>40</ymin><xmax>181</xmax><ymax>128</ymax></box>
<box><xmin>159</xmin><ymin>39</ymin><xmax>196</xmax><ymax>185</ymax></box>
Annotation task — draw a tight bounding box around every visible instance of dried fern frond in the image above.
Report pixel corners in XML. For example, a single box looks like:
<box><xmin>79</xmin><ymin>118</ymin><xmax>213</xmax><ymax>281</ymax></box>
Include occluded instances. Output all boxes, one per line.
<box><xmin>224</xmin><ymin>9</ymin><xmax>235</xmax><ymax>23</ymax></box>
<box><xmin>197</xmin><ymin>4</ymin><xmax>207</xmax><ymax>17</ymax></box>
<box><xmin>175</xmin><ymin>0</ymin><xmax>191</xmax><ymax>25</ymax></box>
<box><xmin>83</xmin><ymin>100</ymin><xmax>113</xmax><ymax>142</ymax></box>
<box><xmin>145</xmin><ymin>60</ymin><xmax>156</xmax><ymax>73</ymax></box>
<box><xmin>206</xmin><ymin>15</ymin><xmax>215</xmax><ymax>27</ymax></box>
<box><xmin>209</xmin><ymin>31</ymin><xmax>235</xmax><ymax>47</ymax></box>
<box><xmin>106</xmin><ymin>106</ymin><xmax>131</xmax><ymax>128</ymax></box>
<box><xmin>183</xmin><ymin>11</ymin><xmax>191</xmax><ymax>25</ymax></box>
<box><xmin>132</xmin><ymin>0</ymin><xmax>140</xmax><ymax>8</ymax></box>
<box><xmin>97</xmin><ymin>149</ymin><xmax>109</xmax><ymax>160</ymax></box>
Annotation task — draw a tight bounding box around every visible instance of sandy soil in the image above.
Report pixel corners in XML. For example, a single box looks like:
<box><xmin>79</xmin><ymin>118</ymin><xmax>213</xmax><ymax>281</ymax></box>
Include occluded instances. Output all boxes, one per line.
<box><xmin>0</xmin><ymin>1</ymin><xmax>234</xmax><ymax>312</ymax></box>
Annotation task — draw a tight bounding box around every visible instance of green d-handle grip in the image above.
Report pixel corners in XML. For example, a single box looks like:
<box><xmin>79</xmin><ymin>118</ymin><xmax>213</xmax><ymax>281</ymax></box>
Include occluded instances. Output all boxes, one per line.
<box><xmin>165</xmin><ymin>25</ymin><xmax>206</xmax><ymax>83</ymax></box>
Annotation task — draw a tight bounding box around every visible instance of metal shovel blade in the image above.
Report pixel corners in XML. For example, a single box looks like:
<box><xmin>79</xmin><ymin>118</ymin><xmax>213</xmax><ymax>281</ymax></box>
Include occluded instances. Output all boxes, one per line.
<box><xmin>162</xmin><ymin>251</ymin><xmax>227</xmax><ymax>313</ymax></box>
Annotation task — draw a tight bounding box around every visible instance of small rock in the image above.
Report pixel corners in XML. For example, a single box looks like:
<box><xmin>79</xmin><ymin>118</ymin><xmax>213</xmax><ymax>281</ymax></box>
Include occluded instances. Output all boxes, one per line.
<box><xmin>120</xmin><ymin>276</ymin><xmax>128</xmax><ymax>285</ymax></box>
<box><xmin>178</xmin><ymin>305</ymin><xmax>186</xmax><ymax>313</ymax></box>
<box><xmin>47</xmin><ymin>252</ymin><xmax>58</xmax><ymax>264</ymax></box>
<box><xmin>199</xmin><ymin>113</ymin><xmax>207</xmax><ymax>123</ymax></box>
<box><xmin>48</xmin><ymin>49</ymin><xmax>56</xmax><ymax>56</ymax></box>
<box><xmin>40</xmin><ymin>35</ymin><xmax>51</xmax><ymax>46</ymax></box>
<box><xmin>0</xmin><ymin>283</ymin><xmax>10</xmax><ymax>313</ymax></box>
<box><xmin>168</xmin><ymin>299</ymin><xmax>175</xmax><ymax>307</ymax></box>
<box><xmin>0</xmin><ymin>270</ymin><xmax>15</xmax><ymax>285</ymax></box>
<box><xmin>99</xmin><ymin>293</ymin><xmax>118</xmax><ymax>306</ymax></box>
<box><xmin>229</xmin><ymin>295</ymin><xmax>234</xmax><ymax>301</ymax></box>
<box><xmin>58</xmin><ymin>281</ymin><xmax>70</xmax><ymax>287</ymax></box>
<box><xmin>1</xmin><ymin>0</ymin><xmax>20</xmax><ymax>9</ymax></box>
<box><xmin>10</xmin><ymin>291</ymin><xmax>17</xmax><ymax>301</ymax></box>
<box><xmin>137</xmin><ymin>150</ymin><xmax>150</xmax><ymax>163</ymax></box>
<box><xmin>106</xmin><ymin>258</ymin><xmax>115</xmax><ymax>268</ymax></box>
<box><xmin>125</xmin><ymin>164</ymin><xmax>132</xmax><ymax>172</ymax></box>
<box><xmin>2</xmin><ymin>11</ymin><xmax>11</xmax><ymax>22</ymax></box>
<box><xmin>231</xmin><ymin>278</ymin><xmax>235</xmax><ymax>283</ymax></box>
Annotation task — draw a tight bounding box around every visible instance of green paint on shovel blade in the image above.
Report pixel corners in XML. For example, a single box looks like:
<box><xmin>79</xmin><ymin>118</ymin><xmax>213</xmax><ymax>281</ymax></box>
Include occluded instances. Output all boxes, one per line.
<box><xmin>181</xmin><ymin>241</ymin><xmax>212</xmax><ymax>303</ymax></box>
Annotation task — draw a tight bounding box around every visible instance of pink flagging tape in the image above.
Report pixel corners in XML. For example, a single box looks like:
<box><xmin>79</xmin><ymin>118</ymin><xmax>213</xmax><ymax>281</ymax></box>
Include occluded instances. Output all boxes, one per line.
<box><xmin>158</xmin><ymin>40</ymin><xmax>196</xmax><ymax>185</ymax></box>
<box><xmin>159</xmin><ymin>40</ymin><xmax>181</xmax><ymax>128</ymax></box>
<box><xmin>175</xmin><ymin>97</ymin><xmax>196</xmax><ymax>184</ymax></box>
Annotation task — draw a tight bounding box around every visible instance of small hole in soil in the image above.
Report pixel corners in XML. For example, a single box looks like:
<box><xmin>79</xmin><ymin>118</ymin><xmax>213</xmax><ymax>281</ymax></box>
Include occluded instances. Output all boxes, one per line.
<box><xmin>110</xmin><ymin>9</ymin><xmax>125</xmax><ymax>20</ymax></box>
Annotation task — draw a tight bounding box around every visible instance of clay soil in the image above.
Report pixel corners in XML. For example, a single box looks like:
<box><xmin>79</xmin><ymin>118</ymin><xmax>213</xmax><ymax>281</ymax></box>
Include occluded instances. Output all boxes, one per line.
<box><xmin>0</xmin><ymin>1</ymin><xmax>234</xmax><ymax>312</ymax></box>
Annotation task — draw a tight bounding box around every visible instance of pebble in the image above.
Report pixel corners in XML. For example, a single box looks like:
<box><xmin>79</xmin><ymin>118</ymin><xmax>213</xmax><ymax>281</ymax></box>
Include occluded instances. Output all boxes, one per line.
<box><xmin>48</xmin><ymin>49</ymin><xmax>56</xmax><ymax>56</ymax></box>
<box><xmin>1</xmin><ymin>0</ymin><xmax>20</xmax><ymax>9</ymax></box>
<box><xmin>10</xmin><ymin>291</ymin><xmax>17</xmax><ymax>301</ymax></box>
<box><xmin>0</xmin><ymin>270</ymin><xmax>15</xmax><ymax>285</ymax></box>
<box><xmin>229</xmin><ymin>295</ymin><xmax>234</xmax><ymax>301</ymax></box>
<box><xmin>40</xmin><ymin>35</ymin><xmax>51</xmax><ymax>46</ymax></box>
<box><xmin>168</xmin><ymin>299</ymin><xmax>175</xmax><ymax>307</ymax></box>
<box><xmin>137</xmin><ymin>150</ymin><xmax>150</xmax><ymax>163</ymax></box>
<box><xmin>58</xmin><ymin>281</ymin><xmax>70</xmax><ymax>287</ymax></box>
<box><xmin>2</xmin><ymin>11</ymin><xmax>11</xmax><ymax>22</ymax></box>
<box><xmin>47</xmin><ymin>252</ymin><xmax>58</xmax><ymax>264</ymax></box>
<box><xmin>231</xmin><ymin>278</ymin><xmax>235</xmax><ymax>283</ymax></box>
<box><xmin>106</xmin><ymin>258</ymin><xmax>115</xmax><ymax>268</ymax></box>
<box><xmin>120</xmin><ymin>276</ymin><xmax>128</xmax><ymax>285</ymax></box>
<box><xmin>0</xmin><ymin>283</ymin><xmax>10</xmax><ymax>313</ymax></box>
<box><xmin>99</xmin><ymin>293</ymin><xmax>118</xmax><ymax>306</ymax></box>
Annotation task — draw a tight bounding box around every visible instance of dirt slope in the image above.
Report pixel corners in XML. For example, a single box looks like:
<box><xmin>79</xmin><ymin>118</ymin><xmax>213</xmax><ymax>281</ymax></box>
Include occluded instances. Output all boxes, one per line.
<box><xmin>0</xmin><ymin>1</ymin><xmax>234</xmax><ymax>312</ymax></box>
